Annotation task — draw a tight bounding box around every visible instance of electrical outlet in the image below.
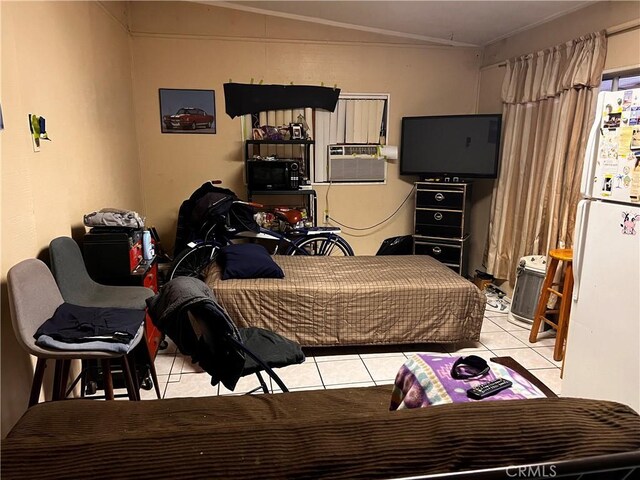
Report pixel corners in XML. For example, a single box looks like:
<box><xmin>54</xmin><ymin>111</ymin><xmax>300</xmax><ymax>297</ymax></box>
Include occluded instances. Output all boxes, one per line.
<box><xmin>324</xmin><ymin>210</ymin><xmax>330</xmax><ymax>223</ymax></box>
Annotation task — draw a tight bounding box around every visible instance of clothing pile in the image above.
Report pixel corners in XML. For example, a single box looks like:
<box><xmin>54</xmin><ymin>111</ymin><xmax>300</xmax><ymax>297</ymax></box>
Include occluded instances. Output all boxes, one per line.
<box><xmin>34</xmin><ymin>303</ymin><xmax>145</xmax><ymax>354</ymax></box>
<box><xmin>83</xmin><ymin>208</ymin><xmax>144</xmax><ymax>229</ymax></box>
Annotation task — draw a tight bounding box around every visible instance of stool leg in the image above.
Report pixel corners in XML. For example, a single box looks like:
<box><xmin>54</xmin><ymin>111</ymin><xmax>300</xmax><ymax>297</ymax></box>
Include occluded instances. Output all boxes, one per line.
<box><xmin>141</xmin><ymin>329</ymin><xmax>161</xmax><ymax>399</ymax></box>
<box><xmin>29</xmin><ymin>358</ymin><xmax>47</xmax><ymax>408</ymax></box>
<box><xmin>59</xmin><ymin>359</ymin><xmax>71</xmax><ymax>400</ymax></box>
<box><xmin>101</xmin><ymin>359</ymin><xmax>114</xmax><ymax>400</ymax></box>
<box><xmin>530</xmin><ymin>258</ymin><xmax>558</xmax><ymax>343</ymax></box>
<box><xmin>121</xmin><ymin>356</ymin><xmax>139</xmax><ymax>401</ymax></box>
<box><xmin>145</xmin><ymin>339</ymin><xmax>162</xmax><ymax>400</ymax></box>
<box><xmin>554</xmin><ymin>263</ymin><xmax>574</xmax><ymax>362</ymax></box>
<box><xmin>52</xmin><ymin>360</ymin><xmax>64</xmax><ymax>401</ymax></box>
<box><xmin>147</xmin><ymin>358</ymin><xmax>161</xmax><ymax>400</ymax></box>
<box><xmin>128</xmin><ymin>353</ymin><xmax>141</xmax><ymax>395</ymax></box>
<box><xmin>80</xmin><ymin>359</ymin><xmax>87</xmax><ymax>398</ymax></box>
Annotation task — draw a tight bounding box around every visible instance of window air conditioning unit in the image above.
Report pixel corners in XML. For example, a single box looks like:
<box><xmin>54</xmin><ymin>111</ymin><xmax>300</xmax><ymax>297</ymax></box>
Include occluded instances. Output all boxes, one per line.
<box><xmin>327</xmin><ymin>145</ymin><xmax>385</xmax><ymax>182</ymax></box>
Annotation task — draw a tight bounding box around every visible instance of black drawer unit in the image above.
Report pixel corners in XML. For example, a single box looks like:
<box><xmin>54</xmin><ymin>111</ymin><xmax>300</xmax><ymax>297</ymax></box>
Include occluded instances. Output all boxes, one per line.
<box><xmin>414</xmin><ymin>236</ymin><xmax>469</xmax><ymax>275</ymax></box>
<box><xmin>413</xmin><ymin>182</ymin><xmax>471</xmax><ymax>276</ymax></box>
<box><xmin>415</xmin><ymin>208</ymin><xmax>464</xmax><ymax>237</ymax></box>
<box><xmin>416</xmin><ymin>188</ymin><xmax>464</xmax><ymax>209</ymax></box>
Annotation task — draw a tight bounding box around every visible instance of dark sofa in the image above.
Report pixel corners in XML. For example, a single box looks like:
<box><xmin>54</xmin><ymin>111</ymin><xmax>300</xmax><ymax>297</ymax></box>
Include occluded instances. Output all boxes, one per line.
<box><xmin>2</xmin><ymin>385</ymin><xmax>640</xmax><ymax>479</ymax></box>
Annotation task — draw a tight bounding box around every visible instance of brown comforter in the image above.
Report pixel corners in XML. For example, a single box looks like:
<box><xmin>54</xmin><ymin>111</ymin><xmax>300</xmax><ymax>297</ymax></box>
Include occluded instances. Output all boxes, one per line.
<box><xmin>206</xmin><ymin>255</ymin><xmax>485</xmax><ymax>346</ymax></box>
<box><xmin>2</xmin><ymin>388</ymin><xmax>640</xmax><ymax>479</ymax></box>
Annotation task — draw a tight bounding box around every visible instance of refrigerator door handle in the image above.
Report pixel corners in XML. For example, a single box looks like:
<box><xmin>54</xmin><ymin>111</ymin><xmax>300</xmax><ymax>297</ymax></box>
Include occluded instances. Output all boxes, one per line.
<box><xmin>580</xmin><ymin>115</ymin><xmax>600</xmax><ymax>198</ymax></box>
<box><xmin>572</xmin><ymin>200</ymin><xmax>588</xmax><ymax>302</ymax></box>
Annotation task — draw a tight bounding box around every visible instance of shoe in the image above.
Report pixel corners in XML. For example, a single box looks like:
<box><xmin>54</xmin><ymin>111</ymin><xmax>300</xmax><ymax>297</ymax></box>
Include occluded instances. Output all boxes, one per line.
<box><xmin>486</xmin><ymin>284</ymin><xmax>506</xmax><ymax>298</ymax></box>
<box><xmin>485</xmin><ymin>295</ymin><xmax>511</xmax><ymax>314</ymax></box>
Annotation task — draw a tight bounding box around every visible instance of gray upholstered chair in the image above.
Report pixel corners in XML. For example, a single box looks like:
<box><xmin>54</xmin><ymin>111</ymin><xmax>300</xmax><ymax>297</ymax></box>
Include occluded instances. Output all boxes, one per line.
<box><xmin>7</xmin><ymin>259</ymin><xmax>142</xmax><ymax>405</ymax></box>
<box><xmin>48</xmin><ymin>236</ymin><xmax>161</xmax><ymax>398</ymax></box>
<box><xmin>49</xmin><ymin>236</ymin><xmax>153</xmax><ymax>309</ymax></box>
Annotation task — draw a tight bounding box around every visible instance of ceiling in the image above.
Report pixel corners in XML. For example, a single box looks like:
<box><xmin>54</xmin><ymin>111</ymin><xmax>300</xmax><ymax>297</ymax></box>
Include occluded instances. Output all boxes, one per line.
<box><xmin>210</xmin><ymin>1</ymin><xmax>595</xmax><ymax>47</ymax></box>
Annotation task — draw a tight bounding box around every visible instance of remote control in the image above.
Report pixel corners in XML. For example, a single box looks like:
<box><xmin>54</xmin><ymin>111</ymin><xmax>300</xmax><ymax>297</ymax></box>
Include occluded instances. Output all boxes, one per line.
<box><xmin>466</xmin><ymin>378</ymin><xmax>513</xmax><ymax>400</ymax></box>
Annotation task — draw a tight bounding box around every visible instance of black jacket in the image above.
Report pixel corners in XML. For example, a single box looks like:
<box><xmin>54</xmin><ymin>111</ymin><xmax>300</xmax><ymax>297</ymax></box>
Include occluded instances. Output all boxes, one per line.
<box><xmin>146</xmin><ymin>277</ymin><xmax>245</xmax><ymax>390</ymax></box>
<box><xmin>146</xmin><ymin>277</ymin><xmax>305</xmax><ymax>391</ymax></box>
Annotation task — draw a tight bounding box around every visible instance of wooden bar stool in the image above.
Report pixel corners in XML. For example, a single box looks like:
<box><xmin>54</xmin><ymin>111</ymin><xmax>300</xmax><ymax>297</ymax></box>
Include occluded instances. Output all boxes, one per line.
<box><xmin>529</xmin><ymin>248</ymin><xmax>574</xmax><ymax>362</ymax></box>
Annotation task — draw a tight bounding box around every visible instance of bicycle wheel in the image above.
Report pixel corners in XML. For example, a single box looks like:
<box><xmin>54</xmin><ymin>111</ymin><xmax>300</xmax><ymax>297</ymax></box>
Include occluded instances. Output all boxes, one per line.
<box><xmin>169</xmin><ymin>243</ymin><xmax>218</xmax><ymax>280</ymax></box>
<box><xmin>288</xmin><ymin>235</ymin><xmax>354</xmax><ymax>256</ymax></box>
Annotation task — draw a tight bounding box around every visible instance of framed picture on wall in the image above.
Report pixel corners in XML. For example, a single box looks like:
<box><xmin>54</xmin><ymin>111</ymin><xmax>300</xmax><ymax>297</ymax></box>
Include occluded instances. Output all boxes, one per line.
<box><xmin>159</xmin><ymin>88</ymin><xmax>216</xmax><ymax>134</ymax></box>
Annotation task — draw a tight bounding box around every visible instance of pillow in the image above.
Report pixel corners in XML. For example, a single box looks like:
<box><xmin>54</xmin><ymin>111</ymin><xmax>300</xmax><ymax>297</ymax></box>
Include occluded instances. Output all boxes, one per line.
<box><xmin>219</xmin><ymin>243</ymin><xmax>284</xmax><ymax>280</ymax></box>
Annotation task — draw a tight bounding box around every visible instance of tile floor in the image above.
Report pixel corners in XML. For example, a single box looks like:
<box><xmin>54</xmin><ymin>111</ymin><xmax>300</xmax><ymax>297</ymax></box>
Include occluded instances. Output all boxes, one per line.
<box><xmin>139</xmin><ymin>309</ymin><xmax>563</xmax><ymax>400</ymax></box>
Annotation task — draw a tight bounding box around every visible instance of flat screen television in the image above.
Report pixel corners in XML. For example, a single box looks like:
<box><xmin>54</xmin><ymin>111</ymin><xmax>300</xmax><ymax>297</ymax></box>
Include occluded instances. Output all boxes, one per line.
<box><xmin>400</xmin><ymin>114</ymin><xmax>502</xmax><ymax>179</ymax></box>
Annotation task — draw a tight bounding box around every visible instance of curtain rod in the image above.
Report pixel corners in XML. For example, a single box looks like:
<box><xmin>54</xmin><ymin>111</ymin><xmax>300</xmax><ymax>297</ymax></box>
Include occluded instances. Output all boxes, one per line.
<box><xmin>486</xmin><ymin>22</ymin><xmax>640</xmax><ymax>69</ymax></box>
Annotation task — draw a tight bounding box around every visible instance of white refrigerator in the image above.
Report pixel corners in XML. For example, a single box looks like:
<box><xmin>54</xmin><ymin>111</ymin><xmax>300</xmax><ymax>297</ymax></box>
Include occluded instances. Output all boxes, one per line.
<box><xmin>562</xmin><ymin>88</ymin><xmax>640</xmax><ymax>413</ymax></box>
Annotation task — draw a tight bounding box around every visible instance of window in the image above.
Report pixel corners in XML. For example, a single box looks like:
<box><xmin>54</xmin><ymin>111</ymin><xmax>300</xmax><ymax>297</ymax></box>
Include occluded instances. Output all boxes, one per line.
<box><xmin>601</xmin><ymin>70</ymin><xmax>640</xmax><ymax>92</ymax></box>
<box><xmin>313</xmin><ymin>93</ymin><xmax>390</xmax><ymax>184</ymax></box>
<box><xmin>619</xmin><ymin>75</ymin><xmax>640</xmax><ymax>90</ymax></box>
<box><xmin>600</xmin><ymin>79</ymin><xmax>613</xmax><ymax>92</ymax></box>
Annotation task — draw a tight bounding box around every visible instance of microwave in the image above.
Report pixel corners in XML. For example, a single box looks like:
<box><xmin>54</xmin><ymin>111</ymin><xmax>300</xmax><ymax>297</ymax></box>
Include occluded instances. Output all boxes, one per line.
<box><xmin>246</xmin><ymin>160</ymin><xmax>300</xmax><ymax>191</ymax></box>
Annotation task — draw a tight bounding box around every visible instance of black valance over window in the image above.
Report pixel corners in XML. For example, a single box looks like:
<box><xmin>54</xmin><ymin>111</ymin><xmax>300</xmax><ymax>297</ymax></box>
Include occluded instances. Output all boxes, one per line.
<box><xmin>223</xmin><ymin>83</ymin><xmax>340</xmax><ymax>118</ymax></box>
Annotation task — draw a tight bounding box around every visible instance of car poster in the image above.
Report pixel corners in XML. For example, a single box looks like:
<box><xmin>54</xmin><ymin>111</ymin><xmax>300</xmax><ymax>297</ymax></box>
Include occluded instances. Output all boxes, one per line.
<box><xmin>159</xmin><ymin>89</ymin><xmax>216</xmax><ymax>134</ymax></box>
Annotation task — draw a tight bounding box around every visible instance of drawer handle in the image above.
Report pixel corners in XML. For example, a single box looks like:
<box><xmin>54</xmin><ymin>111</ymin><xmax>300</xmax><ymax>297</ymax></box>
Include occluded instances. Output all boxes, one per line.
<box><xmin>435</xmin><ymin>193</ymin><xmax>445</xmax><ymax>201</ymax></box>
<box><xmin>432</xmin><ymin>246</ymin><xmax>442</xmax><ymax>255</ymax></box>
<box><xmin>434</xmin><ymin>212</ymin><xmax>443</xmax><ymax>221</ymax></box>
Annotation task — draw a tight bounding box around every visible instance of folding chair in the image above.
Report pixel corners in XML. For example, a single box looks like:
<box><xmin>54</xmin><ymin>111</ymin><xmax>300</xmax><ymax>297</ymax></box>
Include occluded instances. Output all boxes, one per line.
<box><xmin>147</xmin><ymin>276</ymin><xmax>305</xmax><ymax>393</ymax></box>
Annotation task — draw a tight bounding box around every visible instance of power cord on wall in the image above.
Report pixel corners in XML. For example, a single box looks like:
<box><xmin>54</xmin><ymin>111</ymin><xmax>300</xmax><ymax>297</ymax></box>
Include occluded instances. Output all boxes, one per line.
<box><xmin>324</xmin><ymin>178</ymin><xmax>333</xmax><ymax>224</ymax></box>
<box><xmin>326</xmin><ymin>185</ymin><xmax>416</xmax><ymax>231</ymax></box>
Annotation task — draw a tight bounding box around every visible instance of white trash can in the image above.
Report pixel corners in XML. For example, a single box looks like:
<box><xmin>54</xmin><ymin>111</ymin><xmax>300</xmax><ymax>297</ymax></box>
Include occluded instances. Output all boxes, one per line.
<box><xmin>507</xmin><ymin>255</ymin><xmax>547</xmax><ymax>330</ymax></box>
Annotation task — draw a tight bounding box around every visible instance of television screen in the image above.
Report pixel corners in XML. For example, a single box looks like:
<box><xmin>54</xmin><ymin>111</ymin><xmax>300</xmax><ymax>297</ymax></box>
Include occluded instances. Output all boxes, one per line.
<box><xmin>400</xmin><ymin>114</ymin><xmax>502</xmax><ymax>179</ymax></box>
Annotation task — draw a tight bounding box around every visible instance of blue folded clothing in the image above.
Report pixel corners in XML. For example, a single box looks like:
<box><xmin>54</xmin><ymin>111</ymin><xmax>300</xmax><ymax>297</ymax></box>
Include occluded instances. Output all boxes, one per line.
<box><xmin>34</xmin><ymin>303</ymin><xmax>145</xmax><ymax>344</ymax></box>
<box><xmin>35</xmin><ymin>323</ymin><xmax>144</xmax><ymax>353</ymax></box>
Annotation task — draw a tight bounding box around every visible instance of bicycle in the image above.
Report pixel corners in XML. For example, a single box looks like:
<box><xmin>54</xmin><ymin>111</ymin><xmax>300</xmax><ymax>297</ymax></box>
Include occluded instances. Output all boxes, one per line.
<box><xmin>169</xmin><ymin>187</ymin><xmax>354</xmax><ymax>280</ymax></box>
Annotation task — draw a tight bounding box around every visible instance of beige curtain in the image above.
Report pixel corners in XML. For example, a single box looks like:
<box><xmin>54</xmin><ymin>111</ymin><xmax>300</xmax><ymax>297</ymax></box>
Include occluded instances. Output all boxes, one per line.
<box><xmin>485</xmin><ymin>32</ymin><xmax>607</xmax><ymax>285</ymax></box>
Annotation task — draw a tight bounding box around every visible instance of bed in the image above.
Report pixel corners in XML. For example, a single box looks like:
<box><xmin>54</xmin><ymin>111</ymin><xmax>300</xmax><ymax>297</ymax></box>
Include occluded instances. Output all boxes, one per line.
<box><xmin>3</xmin><ymin>385</ymin><xmax>639</xmax><ymax>479</ymax></box>
<box><xmin>206</xmin><ymin>255</ymin><xmax>485</xmax><ymax>347</ymax></box>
